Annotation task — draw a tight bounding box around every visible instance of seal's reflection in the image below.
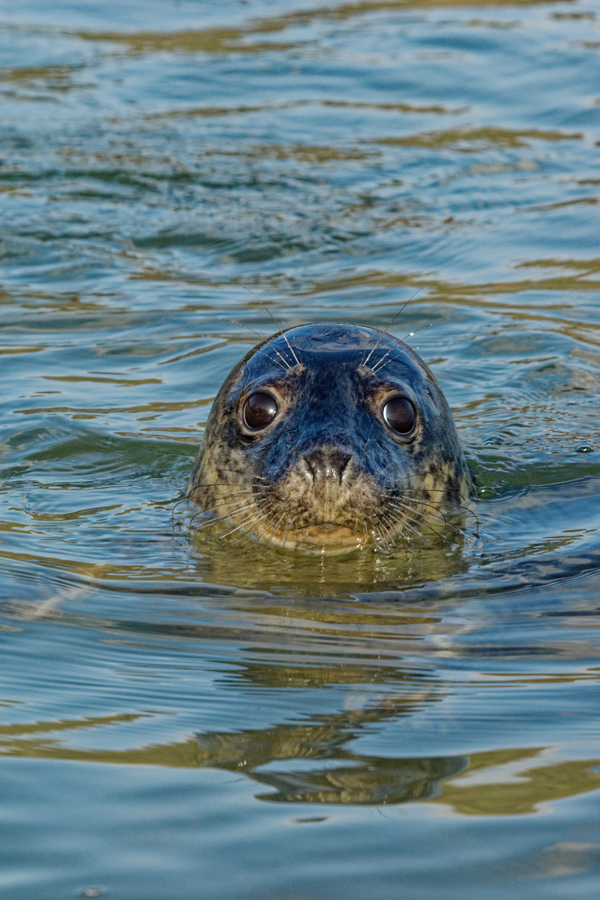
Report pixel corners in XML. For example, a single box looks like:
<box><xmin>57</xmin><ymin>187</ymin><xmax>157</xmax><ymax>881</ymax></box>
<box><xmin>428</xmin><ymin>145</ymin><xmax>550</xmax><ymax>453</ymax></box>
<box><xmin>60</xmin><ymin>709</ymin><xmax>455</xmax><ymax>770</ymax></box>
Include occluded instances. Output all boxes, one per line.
<box><xmin>4</xmin><ymin>594</ymin><xmax>600</xmax><ymax>814</ymax></box>
<box><xmin>4</xmin><ymin>591</ymin><xmax>467</xmax><ymax>805</ymax></box>
<box><xmin>194</xmin><ymin>657</ymin><xmax>467</xmax><ymax>804</ymax></box>
<box><xmin>189</xmin><ymin>524</ymin><xmax>470</xmax><ymax>596</ymax></box>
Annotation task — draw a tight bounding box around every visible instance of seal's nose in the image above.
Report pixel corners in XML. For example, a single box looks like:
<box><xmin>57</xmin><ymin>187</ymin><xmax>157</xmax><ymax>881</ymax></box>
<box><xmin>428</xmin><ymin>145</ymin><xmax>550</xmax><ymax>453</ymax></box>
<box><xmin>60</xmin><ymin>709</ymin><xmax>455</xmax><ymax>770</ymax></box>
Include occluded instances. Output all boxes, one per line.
<box><xmin>300</xmin><ymin>446</ymin><xmax>353</xmax><ymax>485</ymax></box>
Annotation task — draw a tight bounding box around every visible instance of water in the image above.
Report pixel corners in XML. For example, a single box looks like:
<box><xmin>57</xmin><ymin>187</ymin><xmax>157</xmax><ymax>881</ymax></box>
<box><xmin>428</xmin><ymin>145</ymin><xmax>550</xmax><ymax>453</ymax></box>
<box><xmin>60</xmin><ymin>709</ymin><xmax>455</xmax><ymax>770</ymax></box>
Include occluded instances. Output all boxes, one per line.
<box><xmin>1</xmin><ymin>0</ymin><xmax>600</xmax><ymax>896</ymax></box>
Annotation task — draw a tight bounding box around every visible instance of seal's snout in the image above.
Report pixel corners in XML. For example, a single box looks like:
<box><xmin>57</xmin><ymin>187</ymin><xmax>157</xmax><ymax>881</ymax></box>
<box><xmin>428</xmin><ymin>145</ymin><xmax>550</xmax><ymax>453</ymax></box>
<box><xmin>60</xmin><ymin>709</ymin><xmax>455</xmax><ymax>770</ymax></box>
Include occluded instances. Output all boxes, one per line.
<box><xmin>299</xmin><ymin>446</ymin><xmax>353</xmax><ymax>486</ymax></box>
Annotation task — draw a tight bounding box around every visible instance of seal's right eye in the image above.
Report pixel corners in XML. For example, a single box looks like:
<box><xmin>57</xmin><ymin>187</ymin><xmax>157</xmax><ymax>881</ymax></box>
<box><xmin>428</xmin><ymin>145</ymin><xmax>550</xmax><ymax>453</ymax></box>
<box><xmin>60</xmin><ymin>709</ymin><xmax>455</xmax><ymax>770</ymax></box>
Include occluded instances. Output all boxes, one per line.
<box><xmin>243</xmin><ymin>392</ymin><xmax>278</xmax><ymax>430</ymax></box>
<box><xmin>383</xmin><ymin>396</ymin><xmax>416</xmax><ymax>436</ymax></box>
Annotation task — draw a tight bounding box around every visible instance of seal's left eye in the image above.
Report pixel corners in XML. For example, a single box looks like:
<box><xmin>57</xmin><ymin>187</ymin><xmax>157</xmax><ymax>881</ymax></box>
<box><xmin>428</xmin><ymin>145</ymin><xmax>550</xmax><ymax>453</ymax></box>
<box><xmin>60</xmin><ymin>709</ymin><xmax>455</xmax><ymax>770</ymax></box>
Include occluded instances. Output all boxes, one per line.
<box><xmin>243</xmin><ymin>392</ymin><xmax>278</xmax><ymax>430</ymax></box>
<box><xmin>383</xmin><ymin>396</ymin><xmax>416</xmax><ymax>436</ymax></box>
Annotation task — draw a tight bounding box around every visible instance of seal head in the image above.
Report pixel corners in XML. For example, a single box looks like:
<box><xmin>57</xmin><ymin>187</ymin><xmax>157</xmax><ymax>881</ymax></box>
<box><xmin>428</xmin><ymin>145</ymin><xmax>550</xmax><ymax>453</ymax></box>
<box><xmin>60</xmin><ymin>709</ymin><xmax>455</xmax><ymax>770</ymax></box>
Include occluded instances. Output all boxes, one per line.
<box><xmin>190</xmin><ymin>323</ymin><xmax>470</xmax><ymax>555</ymax></box>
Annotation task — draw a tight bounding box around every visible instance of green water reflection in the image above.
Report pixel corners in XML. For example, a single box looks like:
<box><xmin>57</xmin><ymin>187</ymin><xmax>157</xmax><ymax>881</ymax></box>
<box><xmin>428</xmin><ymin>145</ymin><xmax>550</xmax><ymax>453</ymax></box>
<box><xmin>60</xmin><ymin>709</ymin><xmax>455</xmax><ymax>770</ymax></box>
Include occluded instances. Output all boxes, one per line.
<box><xmin>1</xmin><ymin>707</ymin><xmax>599</xmax><ymax>814</ymax></box>
<box><xmin>2</xmin><ymin>0</ymin><xmax>600</xmax><ymax>895</ymax></box>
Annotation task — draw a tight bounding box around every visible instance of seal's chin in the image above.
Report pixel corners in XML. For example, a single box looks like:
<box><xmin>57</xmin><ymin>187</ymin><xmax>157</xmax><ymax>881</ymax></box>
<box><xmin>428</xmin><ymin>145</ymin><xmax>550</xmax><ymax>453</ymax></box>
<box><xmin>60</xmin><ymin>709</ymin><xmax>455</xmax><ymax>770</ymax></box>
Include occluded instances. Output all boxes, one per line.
<box><xmin>254</xmin><ymin>521</ymin><xmax>374</xmax><ymax>555</ymax></box>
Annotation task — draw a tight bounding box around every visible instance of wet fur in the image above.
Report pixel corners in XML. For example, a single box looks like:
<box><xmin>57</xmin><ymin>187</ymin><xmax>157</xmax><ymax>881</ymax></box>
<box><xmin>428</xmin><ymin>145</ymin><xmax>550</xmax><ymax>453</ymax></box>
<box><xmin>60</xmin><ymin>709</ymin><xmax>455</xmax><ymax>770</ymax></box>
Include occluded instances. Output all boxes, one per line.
<box><xmin>189</xmin><ymin>323</ymin><xmax>470</xmax><ymax>555</ymax></box>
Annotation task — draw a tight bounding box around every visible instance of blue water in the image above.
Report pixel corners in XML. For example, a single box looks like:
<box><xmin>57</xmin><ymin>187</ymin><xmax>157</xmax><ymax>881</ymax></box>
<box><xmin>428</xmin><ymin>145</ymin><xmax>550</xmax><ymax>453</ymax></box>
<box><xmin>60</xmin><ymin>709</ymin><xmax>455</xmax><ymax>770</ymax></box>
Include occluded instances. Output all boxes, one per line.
<box><xmin>2</xmin><ymin>0</ymin><xmax>600</xmax><ymax>897</ymax></box>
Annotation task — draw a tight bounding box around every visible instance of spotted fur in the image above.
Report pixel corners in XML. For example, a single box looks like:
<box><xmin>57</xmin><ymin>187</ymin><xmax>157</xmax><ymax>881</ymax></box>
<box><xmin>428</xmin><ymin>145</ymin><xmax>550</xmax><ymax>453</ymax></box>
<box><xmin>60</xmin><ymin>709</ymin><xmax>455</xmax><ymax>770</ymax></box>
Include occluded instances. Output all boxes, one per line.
<box><xmin>189</xmin><ymin>323</ymin><xmax>470</xmax><ymax>555</ymax></box>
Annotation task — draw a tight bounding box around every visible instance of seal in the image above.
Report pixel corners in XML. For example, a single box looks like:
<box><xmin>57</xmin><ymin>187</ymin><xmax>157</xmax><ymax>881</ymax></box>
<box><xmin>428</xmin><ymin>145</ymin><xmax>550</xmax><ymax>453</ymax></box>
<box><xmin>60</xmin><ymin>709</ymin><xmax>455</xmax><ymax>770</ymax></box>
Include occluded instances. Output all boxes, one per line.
<box><xmin>189</xmin><ymin>323</ymin><xmax>470</xmax><ymax>555</ymax></box>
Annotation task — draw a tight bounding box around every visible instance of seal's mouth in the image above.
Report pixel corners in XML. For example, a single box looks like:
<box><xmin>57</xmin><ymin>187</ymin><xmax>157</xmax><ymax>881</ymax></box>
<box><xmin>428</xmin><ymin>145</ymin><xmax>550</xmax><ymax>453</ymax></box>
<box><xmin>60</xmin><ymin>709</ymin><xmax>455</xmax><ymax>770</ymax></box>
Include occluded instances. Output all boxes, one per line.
<box><xmin>262</xmin><ymin>522</ymin><xmax>374</xmax><ymax>555</ymax></box>
<box><xmin>313</xmin><ymin>522</ymin><xmax>342</xmax><ymax>533</ymax></box>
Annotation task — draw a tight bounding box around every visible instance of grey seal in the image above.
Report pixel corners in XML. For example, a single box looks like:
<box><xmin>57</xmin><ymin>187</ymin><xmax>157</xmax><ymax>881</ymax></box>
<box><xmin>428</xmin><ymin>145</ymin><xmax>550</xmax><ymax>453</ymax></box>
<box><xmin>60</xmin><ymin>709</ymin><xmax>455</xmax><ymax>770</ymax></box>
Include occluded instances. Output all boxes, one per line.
<box><xmin>189</xmin><ymin>322</ymin><xmax>470</xmax><ymax>555</ymax></box>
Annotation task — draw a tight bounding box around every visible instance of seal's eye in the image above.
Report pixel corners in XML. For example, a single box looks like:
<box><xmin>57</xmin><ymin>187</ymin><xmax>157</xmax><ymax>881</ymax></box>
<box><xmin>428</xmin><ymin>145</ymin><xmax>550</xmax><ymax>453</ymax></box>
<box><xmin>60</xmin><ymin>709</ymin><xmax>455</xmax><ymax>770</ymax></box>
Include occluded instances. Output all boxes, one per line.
<box><xmin>243</xmin><ymin>392</ymin><xmax>278</xmax><ymax>430</ymax></box>
<box><xmin>383</xmin><ymin>397</ymin><xmax>416</xmax><ymax>436</ymax></box>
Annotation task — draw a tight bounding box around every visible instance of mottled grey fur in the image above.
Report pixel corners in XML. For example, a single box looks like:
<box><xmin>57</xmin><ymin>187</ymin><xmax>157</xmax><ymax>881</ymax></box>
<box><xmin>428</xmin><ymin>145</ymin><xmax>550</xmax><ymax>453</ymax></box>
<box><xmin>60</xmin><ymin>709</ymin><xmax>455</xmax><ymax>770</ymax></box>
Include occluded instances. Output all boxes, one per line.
<box><xmin>189</xmin><ymin>323</ymin><xmax>470</xmax><ymax>554</ymax></box>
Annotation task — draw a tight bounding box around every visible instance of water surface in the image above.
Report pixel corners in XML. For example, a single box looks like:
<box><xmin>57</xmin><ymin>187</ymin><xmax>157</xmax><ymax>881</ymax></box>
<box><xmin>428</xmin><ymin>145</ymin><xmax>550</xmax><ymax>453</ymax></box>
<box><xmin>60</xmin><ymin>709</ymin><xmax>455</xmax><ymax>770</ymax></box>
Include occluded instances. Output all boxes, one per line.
<box><xmin>1</xmin><ymin>0</ymin><xmax>600</xmax><ymax>897</ymax></box>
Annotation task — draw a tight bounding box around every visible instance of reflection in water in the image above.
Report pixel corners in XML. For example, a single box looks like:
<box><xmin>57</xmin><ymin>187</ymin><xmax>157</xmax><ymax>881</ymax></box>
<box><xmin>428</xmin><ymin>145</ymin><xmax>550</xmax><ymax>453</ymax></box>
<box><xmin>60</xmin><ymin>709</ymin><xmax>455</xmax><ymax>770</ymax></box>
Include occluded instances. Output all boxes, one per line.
<box><xmin>378</xmin><ymin>126</ymin><xmax>582</xmax><ymax>150</ymax></box>
<box><xmin>1</xmin><ymin>692</ymin><xmax>599</xmax><ymax>813</ymax></box>
<box><xmin>3</xmin><ymin>0</ymin><xmax>600</xmax><ymax>895</ymax></box>
<box><xmin>71</xmin><ymin>0</ymin><xmax>575</xmax><ymax>59</ymax></box>
<box><xmin>188</xmin><ymin>518</ymin><xmax>471</xmax><ymax>595</ymax></box>
<box><xmin>0</xmin><ymin>652</ymin><xmax>465</xmax><ymax>805</ymax></box>
<box><xmin>1</xmin><ymin>707</ymin><xmax>465</xmax><ymax>804</ymax></box>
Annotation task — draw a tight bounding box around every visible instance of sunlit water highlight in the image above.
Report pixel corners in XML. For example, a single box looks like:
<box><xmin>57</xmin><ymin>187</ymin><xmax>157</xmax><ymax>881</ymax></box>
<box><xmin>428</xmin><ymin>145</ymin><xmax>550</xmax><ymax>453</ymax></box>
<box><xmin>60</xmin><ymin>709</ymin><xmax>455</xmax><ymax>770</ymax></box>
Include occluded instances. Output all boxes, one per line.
<box><xmin>1</xmin><ymin>0</ymin><xmax>600</xmax><ymax>897</ymax></box>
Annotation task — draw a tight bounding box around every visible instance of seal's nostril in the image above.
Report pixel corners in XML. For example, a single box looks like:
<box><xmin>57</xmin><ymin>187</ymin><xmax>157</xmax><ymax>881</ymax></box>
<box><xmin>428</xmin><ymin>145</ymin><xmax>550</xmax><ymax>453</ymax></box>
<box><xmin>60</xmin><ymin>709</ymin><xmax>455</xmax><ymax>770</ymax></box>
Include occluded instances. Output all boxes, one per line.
<box><xmin>303</xmin><ymin>456</ymin><xmax>316</xmax><ymax>482</ymax></box>
<box><xmin>300</xmin><ymin>447</ymin><xmax>353</xmax><ymax>484</ymax></box>
<box><xmin>338</xmin><ymin>453</ymin><xmax>352</xmax><ymax>483</ymax></box>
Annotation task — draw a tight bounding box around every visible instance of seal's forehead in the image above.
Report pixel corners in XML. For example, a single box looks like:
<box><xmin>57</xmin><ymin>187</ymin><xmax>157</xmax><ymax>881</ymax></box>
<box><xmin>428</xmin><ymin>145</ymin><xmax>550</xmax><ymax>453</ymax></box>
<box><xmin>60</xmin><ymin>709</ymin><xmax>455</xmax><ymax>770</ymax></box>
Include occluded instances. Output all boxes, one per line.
<box><xmin>277</xmin><ymin>322</ymin><xmax>396</xmax><ymax>353</ymax></box>
<box><xmin>236</xmin><ymin>321</ymin><xmax>433</xmax><ymax>387</ymax></box>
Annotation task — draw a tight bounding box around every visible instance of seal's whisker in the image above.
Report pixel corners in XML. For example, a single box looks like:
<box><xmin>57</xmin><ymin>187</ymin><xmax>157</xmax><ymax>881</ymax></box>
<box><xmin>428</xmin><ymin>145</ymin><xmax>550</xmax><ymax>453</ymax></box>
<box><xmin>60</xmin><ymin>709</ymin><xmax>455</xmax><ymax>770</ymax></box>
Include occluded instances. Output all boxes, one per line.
<box><xmin>374</xmin><ymin>510</ymin><xmax>399</xmax><ymax>545</ymax></box>
<box><xmin>376</xmin><ymin>516</ymin><xmax>398</xmax><ymax>548</ymax></box>
<box><xmin>416</xmin><ymin>504</ymin><xmax>461</xmax><ymax>532</ymax></box>
<box><xmin>194</xmin><ymin>508</ymin><xmax>254</xmax><ymax>537</ymax></box>
<box><xmin>370</xmin><ymin>323</ymin><xmax>434</xmax><ymax>376</ymax></box>
<box><xmin>386</xmin><ymin>504</ymin><xmax>434</xmax><ymax>544</ymax></box>
<box><xmin>371</xmin><ymin>344</ymin><xmax>414</xmax><ymax>377</ymax></box>
<box><xmin>172</xmin><ymin>514</ymin><xmax>190</xmax><ymax>530</ymax></box>
<box><xmin>390</xmin><ymin>494</ymin><xmax>451</xmax><ymax>524</ymax></box>
<box><xmin>391</xmin><ymin>501</ymin><xmax>448</xmax><ymax>542</ymax></box>
<box><xmin>371</xmin><ymin>326</ymin><xmax>434</xmax><ymax>376</ymax></box>
<box><xmin>399</xmin><ymin>322</ymin><xmax>435</xmax><ymax>346</ymax></box>
<box><xmin>261</xmin><ymin>304</ymin><xmax>303</xmax><ymax>369</ymax></box>
<box><xmin>239</xmin><ymin>291</ymin><xmax>296</xmax><ymax>370</ymax></box>
<box><xmin>227</xmin><ymin>520</ymin><xmax>269</xmax><ymax>545</ymax></box>
<box><xmin>243</xmin><ymin>289</ymin><xmax>303</xmax><ymax>369</ymax></box>
<box><xmin>361</xmin><ymin>307</ymin><xmax>408</xmax><ymax>369</ymax></box>
<box><xmin>382</xmin><ymin>504</ymin><xmax>433</xmax><ymax>546</ymax></box>
<box><xmin>261</xmin><ymin>507</ymin><xmax>289</xmax><ymax>546</ymax></box>
<box><xmin>196</xmin><ymin>496</ymin><xmax>260</xmax><ymax>517</ymax></box>
<box><xmin>189</xmin><ymin>512</ymin><xmax>234</xmax><ymax>533</ymax></box>
<box><xmin>392</xmin><ymin>500</ymin><xmax>464</xmax><ymax>539</ymax></box>
<box><xmin>415</xmin><ymin>500</ymin><xmax>472</xmax><ymax>534</ymax></box>
<box><xmin>359</xmin><ymin>512</ymin><xmax>372</xmax><ymax>539</ymax></box>
<box><xmin>247</xmin><ymin>338</ymin><xmax>293</xmax><ymax>372</ymax></box>
<box><xmin>173</xmin><ymin>491</ymin><xmax>213</xmax><ymax>528</ymax></box>
<box><xmin>171</xmin><ymin>495</ymin><xmax>193</xmax><ymax>523</ymax></box>
<box><xmin>190</xmin><ymin>501</ymin><xmax>257</xmax><ymax>531</ymax></box>
<box><xmin>369</xmin><ymin>347</ymin><xmax>395</xmax><ymax>375</ymax></box>
<box><xmin>188</xmin><ymin>481</ymin><xmax>264</xmax><ymax>491</ymax></box>
<box><xmin>188</xmin><ymin>509</ymin><xmax>216</xmax><ymax>529</ymax></box>
<box><xmin>371</xmin><ymin>504</ymin><xmax>398</xmax><ymax>544</ymax></box>
<box><xmin>187</xmin><ymin>492</ymin><xmax>259</xmax><ymax>514</ymax></box>
<box><xmin>383</xmin><ymin>483</ymin><xmax>450</xmax><ymax>492</ymax></box>
<box><xmin>383</xmin><ymin>486</ymin><xmax>479</xmax><ymax>529</ymax></box>
<box><xmin>377</xmin><ymin>509</ymin><xmax>406</xmax><ymax>547</ymax></box>
<box><xmin>395</xmin><ymin>515</ymin><xmax>431</xmax><ymax>545</ymax></box>
<box><xmin>255</xmin><ymin>346</ymin><xmax>292</xmax><ymax>373</ymax></box>
<box><xmin>380</xmin><ymin>473</ymin><xmax>466</xmax><ymax>493</ymax></box>
<box><xmin>413</xmin><ymin>498</ymin><xmax>484</xmax><ymax>530</ymax></box>
<box><xmin>229</xmin><ymin>318</ymin><xmax>266</xmax><ymax>341</ymax></box>
<box><xmin>223</xmin><ymin>498</ymin><xmax>274</xmax><ymax>537</ymax></box>
<box><xmin>220</xmin><ymin>508</ymin><xmax>272</xmax><ymax>540</ymax></box>
<box><xmin>280</xmin><ymin>508</ymin><xmax>295</xmax><ymax>547</ymax></box>
<box><xmin>189</xmin><ymin>475</ymin><xmax>271</xmax><ymax>487</ymax></box>
<box><xmin>361</xmin><ymin>283</ymin><xmax>432</xmax><ymax>369</ymax></box>
<box><xmin>226</xmin><ymin>314</ymin><xmax>290</xmax><ymax>371</ymax></box>
<box><xmin>453</xmin><ymin>503</ymin><xmax>481</xmax><ymax>528</ymax></box>
<box><xmin>190</xmin><ymin>485</ymin><xmax>258</xmax><ymax>496</ymax></box>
